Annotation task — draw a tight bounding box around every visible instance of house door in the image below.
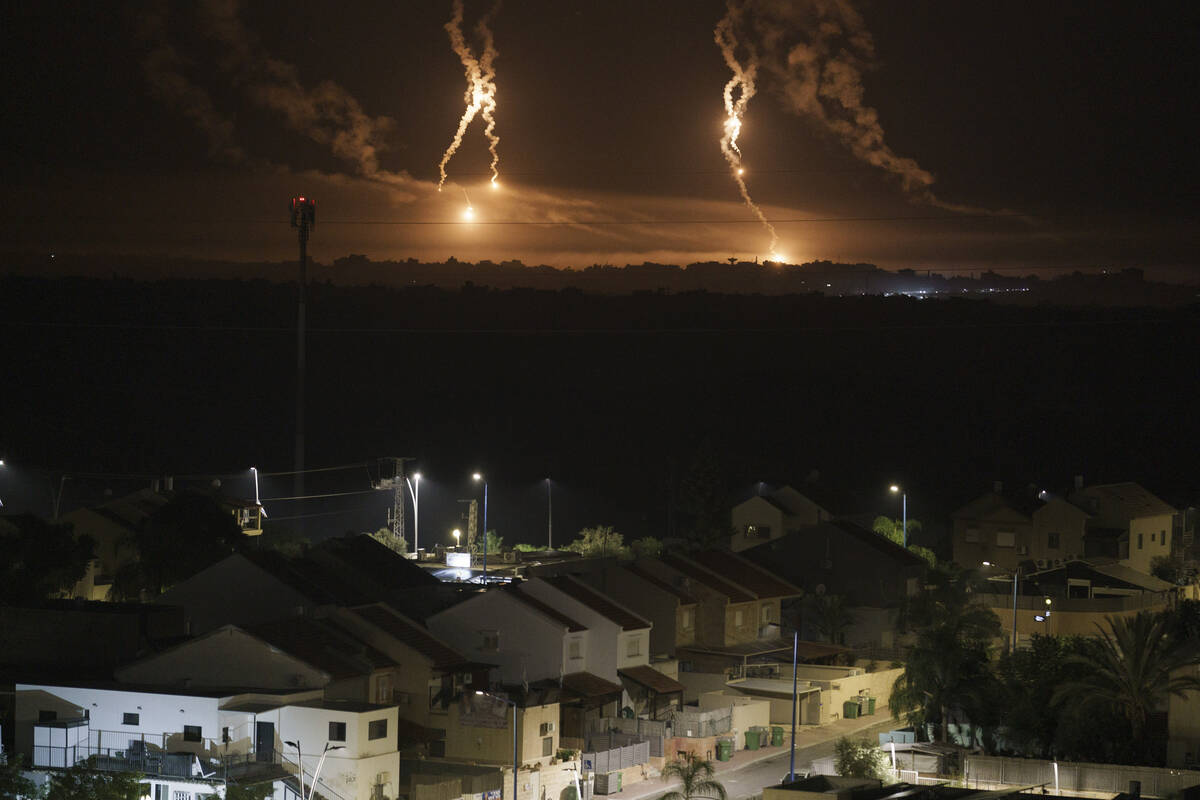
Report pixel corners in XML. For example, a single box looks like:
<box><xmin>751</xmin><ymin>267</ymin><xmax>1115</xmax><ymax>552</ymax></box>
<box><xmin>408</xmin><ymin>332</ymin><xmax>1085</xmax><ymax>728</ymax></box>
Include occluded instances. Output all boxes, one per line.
<box><xmin>255</xmin><ymin>721</ymin><xmax>275</xmax><ymax>762</ymax></box>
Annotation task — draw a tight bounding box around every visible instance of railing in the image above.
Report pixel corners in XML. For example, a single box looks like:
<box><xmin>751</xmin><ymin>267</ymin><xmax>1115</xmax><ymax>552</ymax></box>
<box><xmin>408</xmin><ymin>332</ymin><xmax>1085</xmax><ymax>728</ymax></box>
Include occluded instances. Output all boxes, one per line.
<box><xmin>581</xmin><ymin>741</ymin><xmax>651</xmax><ymax>774</ymax></box>
<box><xmin>280</xmin><ymin>747</ymin><xmax>352</xmax><ymax>800</ymax></box>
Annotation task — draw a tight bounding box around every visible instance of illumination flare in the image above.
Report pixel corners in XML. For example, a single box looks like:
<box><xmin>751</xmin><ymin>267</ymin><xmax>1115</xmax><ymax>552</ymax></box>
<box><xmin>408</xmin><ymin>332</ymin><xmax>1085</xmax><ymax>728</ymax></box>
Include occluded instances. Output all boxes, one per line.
<box><xmin>437</xmin><ymin>0</ymin><xmax>502</xmax><ymax>190</ymax></box>
<box><xmin>715</xmin><ymin>2</ymin><xmax>778</xmax><ymax>255</ymax></box>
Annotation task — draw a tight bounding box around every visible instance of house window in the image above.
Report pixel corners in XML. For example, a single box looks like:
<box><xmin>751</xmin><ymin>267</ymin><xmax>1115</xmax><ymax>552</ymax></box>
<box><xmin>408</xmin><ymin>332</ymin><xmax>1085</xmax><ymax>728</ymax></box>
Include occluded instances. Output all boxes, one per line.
<box><xmin>368</xmin><ymin>719</ymin><xmax>388</xmax><ymax>740</ymax></box>
<box><xmin>569</xmin><ymin>640</ymin><xmax>582</xmax><ymax>659</ymax></box>
<box><xmin>1151</xmin><ymin>532</ymin><xmax>1156</xmax><ymax>543</ymax></box>
<box><xmin>329</xmin><ymin>721</ymin><xmax>347</xmax><ymax>741</ymax></box>
<box><xmin>222</xmin><ymin>727</ymin><xmax>230</xmax><ymax>744</ymax></box>
<box><xmin>1138</xmin><ymin>533</ymin><xmax>1144</xmax><ymax>550</ymax></box>
<box><xmin>965</xmin><ymin>527</ymin><xmax>981</xmax><ymax>543</ymax></box>
<box><xmin>183</xmin><ymin>725</ymin><xmax>202</xmax><ymax>742</ymax></box>
<box><xmin>540</xmin><ymin>721</ymin><xmax>555</xmax><ymax>736</ymax></box>
<box><xmin>153</xmin><ymin>785</ymin><xmax>166</xmax><ymax>800</ymax></box>
<box><xmin>681</xmin><ymin>608</ymin><xmax>693</xmax><ymax>629</ymax></box>
<box><xmin>123</xmin><ymin>713</ymin><xmax>140</xmax><ymax>726</ymax></box>
<box><xmin>996</xmin><ymin>531</ymin><xmax>1015</xmax><ymax>548</ymax></box>
<box><xmin>761</xmin><ymin>605</ymin><xmax>770</xmax><ymax>624</ymax></box>
<box><xmin>374</xmin><ymin>673</ymin><xmax>393</xmax><ymax>704</ymax></box>
<box><xmin>38</xmin><ymin>710</ymin><xmax>57</xmax><ymax>723</ymax></box>
<box><xmin>173</xmin><ymin>791</ymin><xmax>191</xmax><ymax>800</ymax></box>
<box><xmin>626</xmin><ymin>637</ymin><xmax>641</xmax><ymax>657</ymax></box>
<box><xmin>734</xmin><ymin>609</ymin><xmax>744</xmax><ymax>626</ymax></box>
<box><xmin>543</xmin><ymin>737</ymin><xmax>554</xmax><ymax>757</ymax></box>
<box><xmin>481</xmin><ymin>630</ymin><xmax>500</xmax><ymax>652</ymax></box>
<box><xmin>1047</xmin><ymin>532</ymin><xmax>1059</xmax><ymax>549</ymax></box>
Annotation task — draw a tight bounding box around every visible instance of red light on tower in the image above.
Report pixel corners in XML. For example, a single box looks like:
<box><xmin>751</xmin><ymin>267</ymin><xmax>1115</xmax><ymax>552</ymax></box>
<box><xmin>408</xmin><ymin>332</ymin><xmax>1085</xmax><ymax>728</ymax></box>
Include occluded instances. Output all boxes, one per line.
<box><xmin>290</xmin><ymin>196</ymin><xmax>316</xmax><ymax>229</ymax></box>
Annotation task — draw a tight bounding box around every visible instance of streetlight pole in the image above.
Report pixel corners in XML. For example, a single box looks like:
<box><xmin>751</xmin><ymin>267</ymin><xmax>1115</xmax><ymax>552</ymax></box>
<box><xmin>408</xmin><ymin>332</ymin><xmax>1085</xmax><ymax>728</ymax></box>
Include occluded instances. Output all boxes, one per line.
<box><xmin>407</xmin><ymin>472</ymin><xmax>421</xmax><ymax>555</ymax></box>
<box><xmin>284</xmin><ymin>740</ymin><xmax>344</xmax><ymax>800</ymax></box>
<box><xmin>477</xmin><ymin>691</ymin><xmax>518</xmax><ymax>800</ymax></box>
<box><xmin>546</xmin><ymin>478</ymin><xmax>553</xmax><ymax>550</ymax></box>
<box><xmin>474</xmin><ymin>473</ymin><xmax>488</xmax><ymax>583</ymax></box>
<box><xmin>889</xmin><ymin>485</ymin><xmax>907</xmax><ymax>547</ymax></box>
<box><xmin>1011</xmin><ymin>565</ymin><xmax>1020</xmax><ymax>651</ymax></box>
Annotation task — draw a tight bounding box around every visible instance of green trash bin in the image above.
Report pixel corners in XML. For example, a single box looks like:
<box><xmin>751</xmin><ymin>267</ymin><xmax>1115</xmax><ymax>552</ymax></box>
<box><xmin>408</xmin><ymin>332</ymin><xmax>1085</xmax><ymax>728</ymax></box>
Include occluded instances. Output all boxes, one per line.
<box><xmin>771</xmin><ymin>726</ymin><xmax>785</xmax><ymax>747</ymax></box>
<box><xmin>717</xmin><ymin>739</ymin><xmax>733</xmax><ymax>762</ymax></box>
<box><xmin>745</xmin><ymin>729</ymin><xmax>761</xmax><ymax>750</ymax></box>
<box><xmin>843</xmin><ymin>699</ymin><xmax>859</xmax><ymax>719</ymax></box>
<box><xmin>867</xmin><ymin>697</ymin><xmax>877</xmax><ymax>716</ymax></box>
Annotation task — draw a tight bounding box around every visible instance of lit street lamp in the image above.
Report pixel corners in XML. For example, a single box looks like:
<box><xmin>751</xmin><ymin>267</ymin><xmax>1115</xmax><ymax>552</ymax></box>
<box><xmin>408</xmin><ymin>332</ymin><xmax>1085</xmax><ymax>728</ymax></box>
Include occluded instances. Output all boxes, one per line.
<box><xmin>407</xmin><ymin>472</ymin><xmax>422</xmax><ymax>554</ymax></box>
<box><xmin>453</xmin><ymin>529</ymin><xmax>461</xmax><ymax>550</ymax></box>
<box><xmin>477</xmin><ymin>691</ymin><xmax>518</xmax><ymax>800</ymax></box>
<box><xmin>284</xmin><ymin>740</ymin><xmax>345</xmax><ymax>800</ymax></box>
<box><xmin>983</xmin><ymin>560</ymin><xmax>1021</xmax><ymax>651</ymax></box>
<box><xmin>473</xmin><ymin>472</ymin><xmax>489</xmax><ymax>583</ymax></box>
<box><xmin>889</xmin><ymin>484</ymin><xmax>907</xmax><ymax>547</ymax></box>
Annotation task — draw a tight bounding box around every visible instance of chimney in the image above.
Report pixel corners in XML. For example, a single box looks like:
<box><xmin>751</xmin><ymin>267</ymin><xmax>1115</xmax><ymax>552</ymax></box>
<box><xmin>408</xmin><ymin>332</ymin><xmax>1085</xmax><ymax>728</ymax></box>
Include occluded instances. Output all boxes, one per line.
<box><xmin>1074</xmin><ymin>474</ymin><xmax>1084</xmax><ymax>490</ymax></box>
<box><xmin>1129</xmin><ymin>781</ymin><xmax>1141</xmax><ymax>799</ymax></box>
<box><xmin>993</xmin><ymin>481</ymin><xmax>1003</xmax><ymax>494</ymax></box>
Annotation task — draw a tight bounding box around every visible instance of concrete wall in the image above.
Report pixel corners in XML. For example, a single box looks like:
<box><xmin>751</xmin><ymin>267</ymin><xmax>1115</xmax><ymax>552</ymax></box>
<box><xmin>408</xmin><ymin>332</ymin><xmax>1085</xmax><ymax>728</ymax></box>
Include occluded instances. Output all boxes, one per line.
<box><xmin>1031</xmin><ymin>499</ymin><xmax>1089</xmax><ymax>563</ymax></box>
<box><xmin>443</xmin><ymin>700</ymin><xmax>561</xmax><ymax>767</ymax></box>
<box><xmin>616</xmin><ymin>629</ymin><xmax>651</xmax><ymax>670</ymax></box>
<box><xmin>280</xmin><ymin>704</ymin><xmax>401</xmax><ymax>800</ymax></box>
<box><xmin>697</xmin><ymin>693</ymin><xmax>771</xmax><ymax>751</ymax></box>
<box><xmin>429</xmin><ymin>592</ymin><xmax>567</xmax><ymax>685</ymax></box>
<box><xmin>581</xmin><ymin>566</ymin><xmax>681</xmax><ymax>657</ymax></box>
<box><xmin>521</xmin><ymin>578</ymin><xmax>632</xmax><ymax>682</ymax></box>
<box><xmin>1128</xmin><ymin>514</ymin><xmax>1173</xmax><ymax>574</ymax></box>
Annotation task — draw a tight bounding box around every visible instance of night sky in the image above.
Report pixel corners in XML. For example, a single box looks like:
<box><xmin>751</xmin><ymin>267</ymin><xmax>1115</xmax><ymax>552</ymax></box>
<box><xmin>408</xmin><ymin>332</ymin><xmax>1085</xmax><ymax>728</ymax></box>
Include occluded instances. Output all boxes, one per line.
<box><xmin>4</xmin><ymin>0</ymin><xmax>1198</xmax><ymax>275</ymax></box>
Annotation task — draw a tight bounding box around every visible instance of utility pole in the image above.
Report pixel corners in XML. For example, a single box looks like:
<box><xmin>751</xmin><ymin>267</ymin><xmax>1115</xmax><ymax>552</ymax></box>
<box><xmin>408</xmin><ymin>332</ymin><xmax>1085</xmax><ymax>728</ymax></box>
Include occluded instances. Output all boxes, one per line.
<box><xmin>372</xmin><ymin>457</ymin><xmax>413</xmax><ymax>552</ymax></box>
<box><xmin>290</xmin><ymin>196</ymin><xmax>315</xmax><ymax>524</ymax></box>
<box><xmin>546</xmin><ymin>478</ymin><xmax>553</xmax><ymax>549</ymax></box>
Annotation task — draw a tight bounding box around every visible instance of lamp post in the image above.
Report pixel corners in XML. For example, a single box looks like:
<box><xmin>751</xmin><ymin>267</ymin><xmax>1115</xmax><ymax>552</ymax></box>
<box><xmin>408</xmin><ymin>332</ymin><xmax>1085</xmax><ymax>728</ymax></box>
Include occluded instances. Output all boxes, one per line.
<box><xmin>546</xmin><ymin>477</ymin><xmax>553</xmax><ymax>550</ymax></box>
<box><xmin>889</xmin><ymin>484</ymin><xmax>907</xmax><ymax>547</ymax></box>
<box><xmin>983</xmin><ymin>561</ymin><xmax>1021</xmax><ymax>651</ymax></box>
<box><xmin>284</xmin><ymin>740</ymin><xmax>344</xmax><ymax>800</ymax></box>
<box><xmin>477</xmin><ymin>691</ymin><xmax>518</xmax><ymax>800</ymax></box>
<box><xmin>407</xmin><ymin>472</ymin><xmax>422</xmax><ymax>555</ymax></box>
<box><xmin>473</xmin><ymin>473</ymin><xmax>488</xmax><ymax>584</ymax></box>
<box><xmin>453</xmin><ymin>528</ymin><xmax>462</xmax><ymax>550</ymax></box>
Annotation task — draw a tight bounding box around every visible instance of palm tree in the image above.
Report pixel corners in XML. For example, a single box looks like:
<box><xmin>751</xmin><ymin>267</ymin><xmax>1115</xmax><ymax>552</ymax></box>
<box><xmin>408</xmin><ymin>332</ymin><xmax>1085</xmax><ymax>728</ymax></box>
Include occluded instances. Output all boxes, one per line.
<box><xmin>658</xmin><ymin>754</ymin><xmax>728</xmax><ymax>800</ymax></box>
<box><xmin>1053</xmin><ymin>611</ymin><xmax>1200</xmax><ymax>752</ymax></box>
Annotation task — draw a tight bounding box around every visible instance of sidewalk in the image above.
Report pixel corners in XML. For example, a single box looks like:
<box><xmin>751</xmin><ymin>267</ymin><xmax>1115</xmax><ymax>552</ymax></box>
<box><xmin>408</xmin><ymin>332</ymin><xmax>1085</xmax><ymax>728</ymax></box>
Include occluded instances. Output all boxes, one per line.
<box><xmin>612</xmin><ymin>710</ymin><xmax>897</xmax><ymax>800</ymax></box>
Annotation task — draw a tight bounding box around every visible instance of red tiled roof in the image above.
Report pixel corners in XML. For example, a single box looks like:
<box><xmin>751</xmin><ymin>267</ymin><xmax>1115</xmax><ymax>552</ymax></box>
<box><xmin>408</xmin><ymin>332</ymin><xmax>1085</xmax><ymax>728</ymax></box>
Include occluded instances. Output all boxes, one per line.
<box><xmin>659</xmin><ymin>554</ymin><xmax>754</xmax><ymax>603</ymax></box>
<box><xmin>351</xmin><ymin>604</ymin><xmax>469</xmax><ymax>671</ymax></box>
<box><xmin>541</xmin><ymin>576</ymin><xmax>650</xmax><ymax>631</ymax></box>
<box><xmin>623</xmin><ymin>563</ymin><xmax>697</xmax><ymax>605</ymax></box>
<box><xmin>686</xmin><ymin>550</ymin><xmax>801</xmax><ymax>599</ymax></box>
<box><xmin>506</xmin><ymin>585</ymin><xmax>587</xmax><ymax>632</ymax></box>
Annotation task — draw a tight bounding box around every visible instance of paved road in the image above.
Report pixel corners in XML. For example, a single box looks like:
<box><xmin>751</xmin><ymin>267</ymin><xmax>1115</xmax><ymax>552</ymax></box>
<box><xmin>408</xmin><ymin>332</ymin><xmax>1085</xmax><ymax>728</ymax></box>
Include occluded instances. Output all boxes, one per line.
<box><xmin>721</xmin><ymin>718</ymin><xmax>899</xmax><ymax>799</ymax></box>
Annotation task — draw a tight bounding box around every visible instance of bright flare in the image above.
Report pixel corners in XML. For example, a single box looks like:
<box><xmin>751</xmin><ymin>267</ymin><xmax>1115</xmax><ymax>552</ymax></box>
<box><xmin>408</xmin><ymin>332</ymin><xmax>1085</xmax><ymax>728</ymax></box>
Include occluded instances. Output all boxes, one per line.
<box><xmin>437</xmin><ymin>0</ymin><xmax>502</xmax><ymax>190</ymax></box>
<box><xmin>715</xmin><ymin>2</ymin><xmax>779</xmax><ymax>255</ymax></box>
<box><xmin>462</xmin><ymin>206</ymin><xmax>475</xmax><ymax>221</ymax></box>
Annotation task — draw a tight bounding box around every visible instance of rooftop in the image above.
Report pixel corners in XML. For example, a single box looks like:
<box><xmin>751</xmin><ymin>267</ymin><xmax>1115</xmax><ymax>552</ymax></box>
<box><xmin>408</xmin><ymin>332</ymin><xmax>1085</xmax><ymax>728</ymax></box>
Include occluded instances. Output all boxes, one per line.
<box><xmin>659</xmin><ymin>554</ymin><xmax>755</xmax><ymax>603</ymax></box>
<box><xmin>506</xmin><ymin>584</ymin><xmax>588</xmax><ymax>632</ymax></box>
<box><xmin>350</xmin><ymin>603</ymin><xmax>474</xmax><ymax>670</ymax></box>
<box><xmin>540</xmin><ymin>575</ymin><xmax>650</xmax><ymax>630</ymax></box>
<box><xmin>622</xmin><ymin>563</ymin><xmax>698</xmax><ymax>605</ymax></box>
<box><xmin>686</xmin><ymin>550</ymin><xmax>801</xmax><ymax>599</ymax></box>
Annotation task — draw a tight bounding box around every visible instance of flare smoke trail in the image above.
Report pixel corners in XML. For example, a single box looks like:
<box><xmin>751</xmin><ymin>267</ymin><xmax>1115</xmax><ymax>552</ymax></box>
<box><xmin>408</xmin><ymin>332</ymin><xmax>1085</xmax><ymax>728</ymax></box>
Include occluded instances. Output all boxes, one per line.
<box><xmin>437</xmin><ymin>0</ymin><xmax>502</xmax><ymax>190</ymax></box>
<box><xmin>734</xmin><ymin>0</ymin><xmax>1002</xmax><ymax>216</ymax></box>
<box><xmin>714</xmin><ymin>3</ymin><xmax>779</xmax><ymax>256</ymax></box>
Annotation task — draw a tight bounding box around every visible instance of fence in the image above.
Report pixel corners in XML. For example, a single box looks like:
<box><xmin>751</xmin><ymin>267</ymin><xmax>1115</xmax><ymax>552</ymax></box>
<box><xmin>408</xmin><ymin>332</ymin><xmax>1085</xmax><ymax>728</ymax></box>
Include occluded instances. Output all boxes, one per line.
<box><xmin>671</xmin><ymin>707</ymin><xmax>732</xmax><ymax>739</ymax></box>
<box><xmin>580</xmin><ymin>742</ymin><xmax>651</xmax><ymax>774</ymax></box>
<box><xmin>965</xmin><ymin>755</ymin><xmax>1200</xmax><ymax>797</ymax></box>
<box><xmin>586</xmin><ymin>717</ymin><xmax>668</xmax><ymax>740</ymax></box>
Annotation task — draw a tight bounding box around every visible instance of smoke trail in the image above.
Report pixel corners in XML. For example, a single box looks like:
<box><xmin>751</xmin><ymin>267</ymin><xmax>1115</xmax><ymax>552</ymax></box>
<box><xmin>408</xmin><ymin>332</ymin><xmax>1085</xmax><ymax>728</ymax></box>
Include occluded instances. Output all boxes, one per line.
<box><xmin>438</xmin><ymin>0</ymin><xmax>502</xmax><ymax>190</ymax></box>
<box><xmin>714</xmin><ymin>2</ymin><xmax>780</xmax><ymax>256</ymax></box>
<box><xmin>737</xmin><ymin>0</ymin><xmax>1000</xmax><ymax>216</ymax></box>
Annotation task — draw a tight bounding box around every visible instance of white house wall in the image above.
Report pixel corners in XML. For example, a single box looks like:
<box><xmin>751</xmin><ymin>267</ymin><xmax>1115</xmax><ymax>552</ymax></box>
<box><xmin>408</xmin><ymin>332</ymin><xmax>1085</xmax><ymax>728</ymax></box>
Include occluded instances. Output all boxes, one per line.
<box><xmin>429</xmin><ymin>592</ymin><xmax>568</xmax><ymax>685</ymax></box>
<box><xmin>519</xmin><ymin>580</ymin><xmax>622</xmax><ymax>682</ymax></box>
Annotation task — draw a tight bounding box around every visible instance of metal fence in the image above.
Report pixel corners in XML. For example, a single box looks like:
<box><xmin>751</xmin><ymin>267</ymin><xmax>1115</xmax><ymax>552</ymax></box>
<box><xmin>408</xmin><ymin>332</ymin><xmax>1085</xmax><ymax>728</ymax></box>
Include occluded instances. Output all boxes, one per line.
<box><xmin>671</xmin><ymin>707</ymin><xmax>731</xmax><ymax>738</ymax></box>
<box><xmin>965</xmin><ymin>755</ymin><xmax>1200</xmax><ymax>797</ymax></box>
<box><xmin>580</xmin><ymin>742</ymin><xmax>650</xmax><ymax>774</ymax></box>
<box><xmin>586</xmin><ymin>717</ymin><xmax>667</xmax><ymax>740</ymax></box>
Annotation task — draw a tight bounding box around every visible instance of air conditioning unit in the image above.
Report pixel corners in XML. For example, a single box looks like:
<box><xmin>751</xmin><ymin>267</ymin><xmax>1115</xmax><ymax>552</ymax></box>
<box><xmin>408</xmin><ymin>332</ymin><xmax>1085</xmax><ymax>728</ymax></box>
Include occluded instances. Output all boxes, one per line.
<box><xmin>540</xmin><ymin>722</ymin><xmax>555</xmax><ymax>735</ymax></box>
<box><xmin>1035</xmin><ymin>559</ymin><xmax>1048</xmax><ymax>569</ymax></box>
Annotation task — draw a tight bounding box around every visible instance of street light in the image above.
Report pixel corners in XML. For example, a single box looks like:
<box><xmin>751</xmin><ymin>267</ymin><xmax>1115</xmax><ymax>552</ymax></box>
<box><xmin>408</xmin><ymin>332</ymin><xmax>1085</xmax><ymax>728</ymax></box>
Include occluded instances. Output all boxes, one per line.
<box><xmin>473</xmin><ymin>472</ymin><xmax>489</xmax><ymax>584</ymax></box>
<box><xmin>407</xmin><ymin>472</ymin><xmax>422</xmax><ymax>555</ymax></box>
<box><xmin>453</xmin><ymin>529</ymin><xmax>462</xmax><ymax>550</ymax></box>
<box><xmin>284</xmin><ymin>740</ymin><xmax>345</xmax><ymax>800</ymax></box>
<box><xmin>477</xmin><ymin>691</ymin><xmax>518</xmax><ymax>800</ymax></box>
<box><xmin>546</xmin><ymin>477</ymin><xmax>553</xmax><ymax>550</ymax></box>
<box><xmin>983</xmin><ymin>561</ymin><xmax>1021</xmax><ymax>651</ymax></box>
<box><xmin>889</xmin><ymin>485</ymin><xmax>907</xmax><ymax>547</ymax></box>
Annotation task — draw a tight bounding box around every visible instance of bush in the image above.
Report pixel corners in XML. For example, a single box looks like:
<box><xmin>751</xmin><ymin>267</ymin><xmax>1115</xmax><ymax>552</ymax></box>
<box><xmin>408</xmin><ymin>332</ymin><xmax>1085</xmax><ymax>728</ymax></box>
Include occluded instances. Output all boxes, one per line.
<box><xmin>834</xmin><ymin>736</ymin><xmax>890</xmax><ymax>780</ymax></box>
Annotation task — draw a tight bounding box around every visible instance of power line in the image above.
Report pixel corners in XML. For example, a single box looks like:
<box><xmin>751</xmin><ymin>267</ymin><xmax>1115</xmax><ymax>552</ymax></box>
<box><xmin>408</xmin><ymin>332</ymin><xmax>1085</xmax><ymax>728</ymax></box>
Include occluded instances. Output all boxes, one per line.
<box><xmin>262</xmin><ymin>489</ymin><xmax>378</xmax><ymax>501</ymax></box>
<box><xmin>260</xmin><ymin>463</ymin><xmax>369</xmax><ymax>477</ymax></box>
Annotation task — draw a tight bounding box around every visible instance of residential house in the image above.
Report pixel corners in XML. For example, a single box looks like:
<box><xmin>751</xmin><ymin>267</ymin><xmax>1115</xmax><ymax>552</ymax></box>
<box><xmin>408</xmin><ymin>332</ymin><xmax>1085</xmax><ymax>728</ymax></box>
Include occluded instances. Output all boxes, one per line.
<box><xmin>442</xmin><ymin>685</ymin><xmax>562</xmax><ymax>767</ymax></box>
<box><xmin>977</xmin><ymin>559</ymin><xmax>1178</xmax><ymax>646</ymax></box>
<box><xmin>15</xmin><ymin>680</ymin><xmax>401</xmax><ymax>800</ymax></box>
<box><xmin>579</xmin><ymin>562</ymin><xmax>699</xmax><ymax>657</ymax></box>
<box><xmin>730</xmin><ymin>486</ymin><xmax>832</xmax><ymax>552</ymax></box>
<box><xmin>1070</xmin><ymin>481</ymin><xmax>1177</xmax><ymax>575</ymax></box>
<box><xmin>740</xmin><ymin>520</ymin><xmax>926</xmax><ymax>649</ymax></box>
<box><xmin>62</xmin><ymin>485</ymin><xmax>266</xmax><ymax>601</ymax></box>
<box><xmin>951</xmin><ymin>483</ymin><xmax>1091</xmax><ymax>572</ymax></box>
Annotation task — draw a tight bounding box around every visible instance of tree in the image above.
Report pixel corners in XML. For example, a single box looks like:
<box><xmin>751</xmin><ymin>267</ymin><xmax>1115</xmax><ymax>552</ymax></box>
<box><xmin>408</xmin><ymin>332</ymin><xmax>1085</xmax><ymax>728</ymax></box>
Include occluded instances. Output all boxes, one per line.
<box><xmin>367</xmin><ymin>527</ymin><xmax>407</xmax><ymax>556</ymax></box>
<box><xmin>0</xmin><ymin>754</ymin><xmax>41</xmax><ymax>800</ymax></box>
<box><xmin>658</xmin><ymin>753</ymin><xmax>727</xmax><ymax>800</ymax></box>
<box><xmin>44</xmin><ymin>758</ymin><xmax>146</xmax><ymax>800</ymax></box>
<box><xmin>469</xmin><ymin>530</ymin><xmax>503</xmax><ymax>555</ymax></box>
<box><xmin>891</xmin><ymin>565</ymin><xmax>1001</xmax><ymax>743</ymax></box>
<box><xmin>0</xmin><ymin>515</ymin><xmax>95</xmax><ymax>604</ymax></box>
<box><xmin>834</xmin><ymin>736</ymin><xmax>890</xmax><ymax>780</ymax></box>
<box><xmin>224</xmin><ymin>782</ymin><xmax>275</xmax><ymax>800</ymax></box>
<box><xmin>993</xmin><ymin>634</ymin><xmax>1095</xmax><ymax>758</ymax></box>
<box><xmin>562</xmin><ymin>526</ymin><xmax>629</xmax><ymax>559</ymax></box>
<box><xmin>872</xmin><ymin>516</ymin><xmax>924</xmax><ymax>547</ymax></box>
<box><xmin>111</xmin><ymin>491</ymin><xmax>242</xmax><ymax>599</ymax></box>
<box><xmin>630</xmin><ymin>537</ymin><xmax>663</xmax><ymax>559</ymax></box>
<box><xmin>807</xmin><ymin>593</ymin><xmax>856</xmax><ymax>644</ymax></box>
<box><xmin>676</xmin><ymin>440</ymin><xmax>730</xmax><ymax>549</ymax></box>
<box><xmin>1052</xmin><ymin>611</ymin><xmax>1200</xmax><ymax>761</ymax></box>
<box><xmin>908</xmin><ymin>545</ymin><xmax>937</xmax><ymax>568</ymax></box>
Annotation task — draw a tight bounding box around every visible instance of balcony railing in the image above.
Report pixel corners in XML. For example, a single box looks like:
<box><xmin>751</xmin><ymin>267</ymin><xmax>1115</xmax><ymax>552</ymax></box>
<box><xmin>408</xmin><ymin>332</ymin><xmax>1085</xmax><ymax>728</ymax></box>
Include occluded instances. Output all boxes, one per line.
<box><xmin>975</xmin><ymin>592</ymin><xmax>1170</xmax><ymax>613</ymax></box>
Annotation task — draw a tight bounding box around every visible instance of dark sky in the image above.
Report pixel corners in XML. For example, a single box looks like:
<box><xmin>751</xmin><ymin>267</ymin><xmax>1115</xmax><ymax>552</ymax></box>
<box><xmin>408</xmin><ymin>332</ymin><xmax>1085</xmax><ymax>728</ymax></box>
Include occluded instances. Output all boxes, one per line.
<box><xmin>3</xmin><ymin>0</ymin><xmax>1198</xmax><ymax>276</ymax></box>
